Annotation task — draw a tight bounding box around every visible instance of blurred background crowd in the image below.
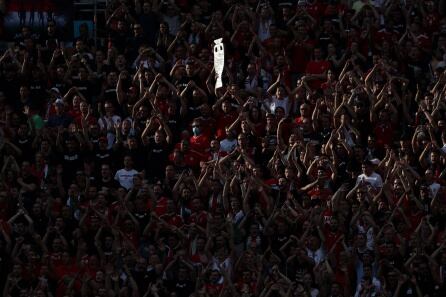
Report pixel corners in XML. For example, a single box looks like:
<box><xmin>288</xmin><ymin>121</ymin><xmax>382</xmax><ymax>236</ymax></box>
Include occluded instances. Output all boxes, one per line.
<box><xmin>1</xmin><ymin>0</ymin><xmax>446</xmax><ymax>296</ymax></box>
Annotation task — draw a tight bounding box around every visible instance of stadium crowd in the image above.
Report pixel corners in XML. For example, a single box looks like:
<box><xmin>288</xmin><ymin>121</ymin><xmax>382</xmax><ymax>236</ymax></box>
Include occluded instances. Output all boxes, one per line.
<box><xmin>2</xmin><ymin>0</ymin><xmax>446</xmax><ymax>296</ymax></box>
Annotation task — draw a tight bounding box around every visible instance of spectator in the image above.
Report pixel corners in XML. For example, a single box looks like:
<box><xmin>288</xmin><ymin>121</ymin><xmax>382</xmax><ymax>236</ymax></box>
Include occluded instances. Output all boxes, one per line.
<box><xmin>114</xmin><ymin>155</ymin><xmax>139</xmax><ymax>190</ymax></box>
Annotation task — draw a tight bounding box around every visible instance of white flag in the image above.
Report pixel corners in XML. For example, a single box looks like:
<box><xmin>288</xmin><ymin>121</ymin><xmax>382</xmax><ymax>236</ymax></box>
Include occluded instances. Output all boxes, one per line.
<box><xmin>213</xmin><ymin>38</ymin><xmax>225</xmax><ymax>89</ymax></box>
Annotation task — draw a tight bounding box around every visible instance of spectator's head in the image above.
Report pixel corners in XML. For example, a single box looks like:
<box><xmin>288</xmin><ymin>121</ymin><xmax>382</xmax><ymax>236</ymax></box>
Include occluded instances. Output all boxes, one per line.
<box><xmin>237</xmin><ymin>133</ymin><xmax>248</xmax><ymax>148</ymax></box>
<box><xmin>210</xmin><ymin>139</ymin><xmax>220</xmax><ymax>152</ymax></box>
<box><xmin>299</xmin><ymin>103</ymin><xmax>310</xmax><ymax>117</ymax></box>
<box><xmin>19</xmin><ymin>85</ymin><xmax>30</xmax><ymax>99</ymax></box>
<box><xmin>329</xmin><ymin>282</ymin><xmax>342</xmax><ymax>297</ymax></box>
<box><xmin>103</xmin><ymin>101</ymin><xmax>114</xmax><ymax>115</ymax></box>
<box><xmin>165</xmin><ymin>165</ymin><xmax>175</xmax><ymax>179</ymax></box>
<box><xmin>313</xmin><ymin>47</ymin><xmax>323</xmax><ymax>60</ymax></box>
<box><xmin>117</xmin><ymin>19</ymin><xmax>127</xmax><ymax>32</ymax></box>
<box><xmin>79</xmin><ymin>22</ymin><xmax>89</xmax><ymax>36</ymax></box>
<box><xmin>123</xmin><ymin>155</ymin><xmax>134</xmax><ymax>169</ymax></box>
<box><xmin>160</xmin><ymin>22</ymin><xmax>169</xmax><ymax>34</ymax></box>
<box><xmin>155</xmin><ymin>130</ymin><xmax>165</xmax><ymax>144</ymax></box>
<box><xmin>192</xmin><ymin>120</ymin><xmax>202</xmax><ymax>136</ymax></box>
<box><xmin>363</xmin><ymin>264</ymin><xmax>373</xmax><ymax>280</ymax></box>
<box><xmin>361</xmin><ymin>160</ymin><xmax>374</xmax><ymax>176</ymax></box>
<box><xmin>106</xmin><ymin>71</ymin><xmax>118</xmax><ymax>86</ymax></box>
<box><xmin>308</xmin><ymin>234</ymin><xmax>321</xmax><ymax>251</ymax></box>
<box><xmin>246</xmin><ymin>63</ymin><xmax>256</xmax><ymax>76</ymax></box>
<box><xmin>132</xmin><ymin>23</ymin><xmax>143</xmax><ymax>37</ymax></box>
<box><xmin>115</xmin><ymin>55</ymin><xmax>127</xmax><ymax>69</ymax></box>
<box><xmin>275</xmin><ymin>106</ymin><xmax>285</xmax><ymax>119</ymax></box>
<box><xmin>392</xmin><ymin>178</ymin><xmax>403</xmax><ymax>194</ymax></box>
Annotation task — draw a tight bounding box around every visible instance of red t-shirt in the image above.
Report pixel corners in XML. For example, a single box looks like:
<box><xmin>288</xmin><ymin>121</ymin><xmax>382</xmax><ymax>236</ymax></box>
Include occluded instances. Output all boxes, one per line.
<box><xmin>306</xmin><ymin>60</ymin><xmax>331</xmax><ymax>89</ymax></box>
<box><xmin>215</xmin><ymin>112</ymin><xmax>237</xmax><ymax>140</ymax></box>
<box><xmin>53</xmin><ymin>259</ymin><xmax>78</xmax><ymax>279</ymax></box>
<box><xmin>373</xmin><ymin>28</ymin><xmax>394</xmax><ymax>44</ymax></box>
<box><xmin>323</xmin><ymin>228</ymin><xmax>342</xmax><ymax>252</ymax></box>
<box><xmin>374</xmin><ymin>122</ymin><xmax>394</xmax><ymax>149</ymax></box>
<box><xmin>154</xmin><ymin>98</ymin><xmax>169</xmax><ymax>115</ymax></box>
<box><xmin>68</xmin><ymin>109</ymin><xmax>82</xmax><ymax>122</ymax></box>
<box><xmin>414</xmin><ymin>33</ymin><xmax>431</xmax><ymax>50</ymax></box>
<box><xmin>308</xmin><ymin>186</ymin><xmax>332</xmax><ymax>201</ymax></box>
<box><xmin>306</xmin><ymin>2</ymin><xmax>325</xmax><ymax>19</ymax></box>
<box><xmin>189</xmin><ymin>134</ymin><xmax>210</xmax><ymax>154</ymax></box>
<box><xmin>187</xmin><ymin>211</ymin><xmax>208</xmax><ymax>228</ymax></box>
<box><xmin>199</xmin><ymin>117</ymin><xmax>216</xmax><ymax>139</ymax></box>
<box><xmin>205</xmin><ymin>283</ymin><xmax>224</xmax><ymax>295</ymax></box>
<box><xmin>147</xmin><ymin>196</ymin><xmax>169</xmax><ymax>217</ymax></box>
<box><xmin>160</xmin><ymin>213</ymin><xmax>184</xmax><ymax>228</ymax></box>
<box><xmin>291</xmin><ymin>40</ymin><xmax>316</xmax><ymax>73</ymax></box>
<box><xmin>74</xmin><ymin>114</ymin><xmax>97</xmax><ymax>128</ymax></box>
<box><xmin>424</xmin><ymin>13</ymin><xmax>440</xmax><ymax>34</ymax></box>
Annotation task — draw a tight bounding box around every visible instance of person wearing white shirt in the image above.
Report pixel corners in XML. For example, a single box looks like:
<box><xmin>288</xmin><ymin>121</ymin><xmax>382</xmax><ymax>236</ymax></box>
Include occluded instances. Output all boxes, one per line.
<box><xmin>269</xmin><ymin>95</ymin><xmax>290</xmax><ymax>116</ymax></box>
<box><xmin>98</xmin><ymin>102</ymin><xmax>122</xmax><ymax>149</ymax></box>
<box><xmin>114</xmin><ymin>156</ymin><xmax>139</xmax><ymax>190</ymax></box>
<box><xmin>265</xmin><ymin>75</ymin><xmax>291</xmax><ymax>116</ymax></box>
<box><xmin>425</xmin><ymin>169</ymin><xmax>441</xmax><ymax>198</ymax></box>
<box><xmin>220</xmin><ymin>128</ymin><xmax>237</xmax><ymax>154</ymax></box>
<box><xmin>356</xmin><ymin>161</ymin><xmax>383</xmax><ymax>190</ymax></box>
<box><xmin>306</xmin><ymin>234</ymin><xmax>326</xmax><ymax>265</ymax></box>
<box><xmin>354</xmin><ymin>265</ymin><xmax>381</xmax><ymax>297</ymax></box>
<box><xmin>257</xmin><ymin>7</ymin><xmax>274</xmax><ymax>41</ymax></box>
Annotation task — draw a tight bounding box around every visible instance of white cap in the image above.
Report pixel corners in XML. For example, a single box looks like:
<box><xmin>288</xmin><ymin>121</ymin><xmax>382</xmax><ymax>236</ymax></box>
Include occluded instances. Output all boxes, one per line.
<box><xmin>50</xmin><ymin>87</ymin><xmax>60</xmax><ymax>94</ymax></box>
<box><xmin>370</xmin><ymin>158</ymin><xmax>380</xmax><ymax>165</ymax></box>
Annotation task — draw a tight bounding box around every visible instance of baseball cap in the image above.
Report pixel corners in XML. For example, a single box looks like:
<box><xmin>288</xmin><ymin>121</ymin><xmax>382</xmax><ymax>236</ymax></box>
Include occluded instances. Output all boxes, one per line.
<box><xmin>50</xmin><ymin>87</ymin><xmax>60</xmax><ymax>94</ymax></box>
<box><xmin>370</xmin><ymin>158</ymin><xmax>380</xmax><ymax>165</ymax></box>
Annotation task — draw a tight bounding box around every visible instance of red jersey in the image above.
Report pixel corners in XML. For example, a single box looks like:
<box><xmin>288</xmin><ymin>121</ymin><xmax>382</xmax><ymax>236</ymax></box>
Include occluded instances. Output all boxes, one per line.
<box><xmin>291</xmin><ymin>39</ymin><xmax>316</xmax><ymax>73</ymax></box>
<box><xmin>189</xmin><ymin>134</ymin><xmax>210</xmax><ymax>154</ymax></box>
<box><xmin>374</xmin><ymin>122</ymin><xmax>394</xmax><ymax>149</ymax></box>
<box><xmin>160</xmin><ymin>213</ymin><xmax>184</xmax><ymax>228</ymax></box>
<box><xmin>215</xmin><ymin>112</ymin><xmax>237</xmax><ymax>140</ymax></box>
<box><xmin>323</xmin><ymin>227</ymin><xmax>342</xmax><ymax>252</ymax></box>
<box><xmin>187</xmin><ymin>211</ymin><xmax>208</xmax><ymax>228</ymax></box>
<box><xmin>147</xmin><ymin>196</ymin><xmax>169</xmax><ymax>217</ymax></box>
<box><xmin>305</xmin><ymin>60</ymin><xmax>331</xmax><ymax>89</ymax></box>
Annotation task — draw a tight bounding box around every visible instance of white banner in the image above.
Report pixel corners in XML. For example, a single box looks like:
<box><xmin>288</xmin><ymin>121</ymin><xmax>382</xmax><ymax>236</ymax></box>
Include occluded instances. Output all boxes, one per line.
<box><xmin>213</xmin><ymin>38</ymin><xmax>225</xmax><ymax>90</ymax></box>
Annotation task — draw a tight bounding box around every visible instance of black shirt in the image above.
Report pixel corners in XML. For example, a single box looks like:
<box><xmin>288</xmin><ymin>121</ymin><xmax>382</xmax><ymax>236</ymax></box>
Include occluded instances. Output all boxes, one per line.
<box><xmin>145</xmin><ymin>139</ymin><xmax>169</xmax><ymax>180</ymax></box>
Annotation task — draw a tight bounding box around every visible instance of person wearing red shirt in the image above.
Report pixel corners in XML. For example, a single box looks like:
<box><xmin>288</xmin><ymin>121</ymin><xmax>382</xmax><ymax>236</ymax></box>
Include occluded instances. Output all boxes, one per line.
<box><xmin>195</xmin><ymin>104</ymin><xmax>215</xmax><ymax>139</ymax></box>
<box><xmin>305</xmin><ymin>48</ymin><xmax>331</xmax><ymax>90</ymax></box>
<box><xmin>408</xmin><ymin>22</ymin><xmax>431</xmax><ymax>50</ymax></box>
<box><xmin>295</xmin><ymin>103</ymin><xmax>312</xmax><ymax>125</ymax></box>
<box><xmin>187</xmin><ymin>198</ymin><xmax>208</xmax><ymax>229</ymax></box>
<box><xmin>321</xmin><ymin>69</ymin><xmax>338</xmax><ymax>96</ymax></box>
<box><xmin>147</xmin><ymin>182</ymin><xmax>169</xmax><ymax>217</ymax></box>
<box><xmin>159</xmin><ymin>200</ymin><xmax>184</xmax><ymax>228</ymax></box>
<box><xmin>373</xmin><ymin>109</ymin><xmax>394</xmax><ymax>150</ymax></box>
<box><xmin>305</xmin><ymin>0</ymin><xmax>325</xmax><ymax>20</ymax></box>
<box><xmin>189</xmin><ymin>119</ymin><xmax>210</xmax><ymax>154</ymax></box>
<box><xmin>262</xmin><ymin>24</ymin><xmax>286</xmax><ymax>55</ymax></box>
<box><xmin>214</xmin><ymin>100</ymin><xmax>237</xmax><ymax>141</ymax></box>
<box><xmin>67</xmin><ymin>95</ymin><xmax>82</xmax><ymax>123</ymax></box>
<box><xmin>170</xmin><ymin>139</ymin><xmax>207</xmax><ymax>169</ymax></box>
<box><xmin>74</xmin><ymin>101</ymin><xmax>97</xmax><ymax>127</ymax></box>
<box><xmin>169</xmin><ymin>148</ymin><xmax>196</xmax><ymax>170</ymax></box>
<box><xmin>289</xmin><ymin>24</ymin><xmax>316</xmax><ymax>74</ymax></box>
<box><xmin>423</xmin><ymin>0</ymin><xmax>440</xmax><ymax>34</ymax></box>
<box><xmin>322</xmin><ymin>217</ymin><xmax>343</xmax><ymax>253</ymax></box>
